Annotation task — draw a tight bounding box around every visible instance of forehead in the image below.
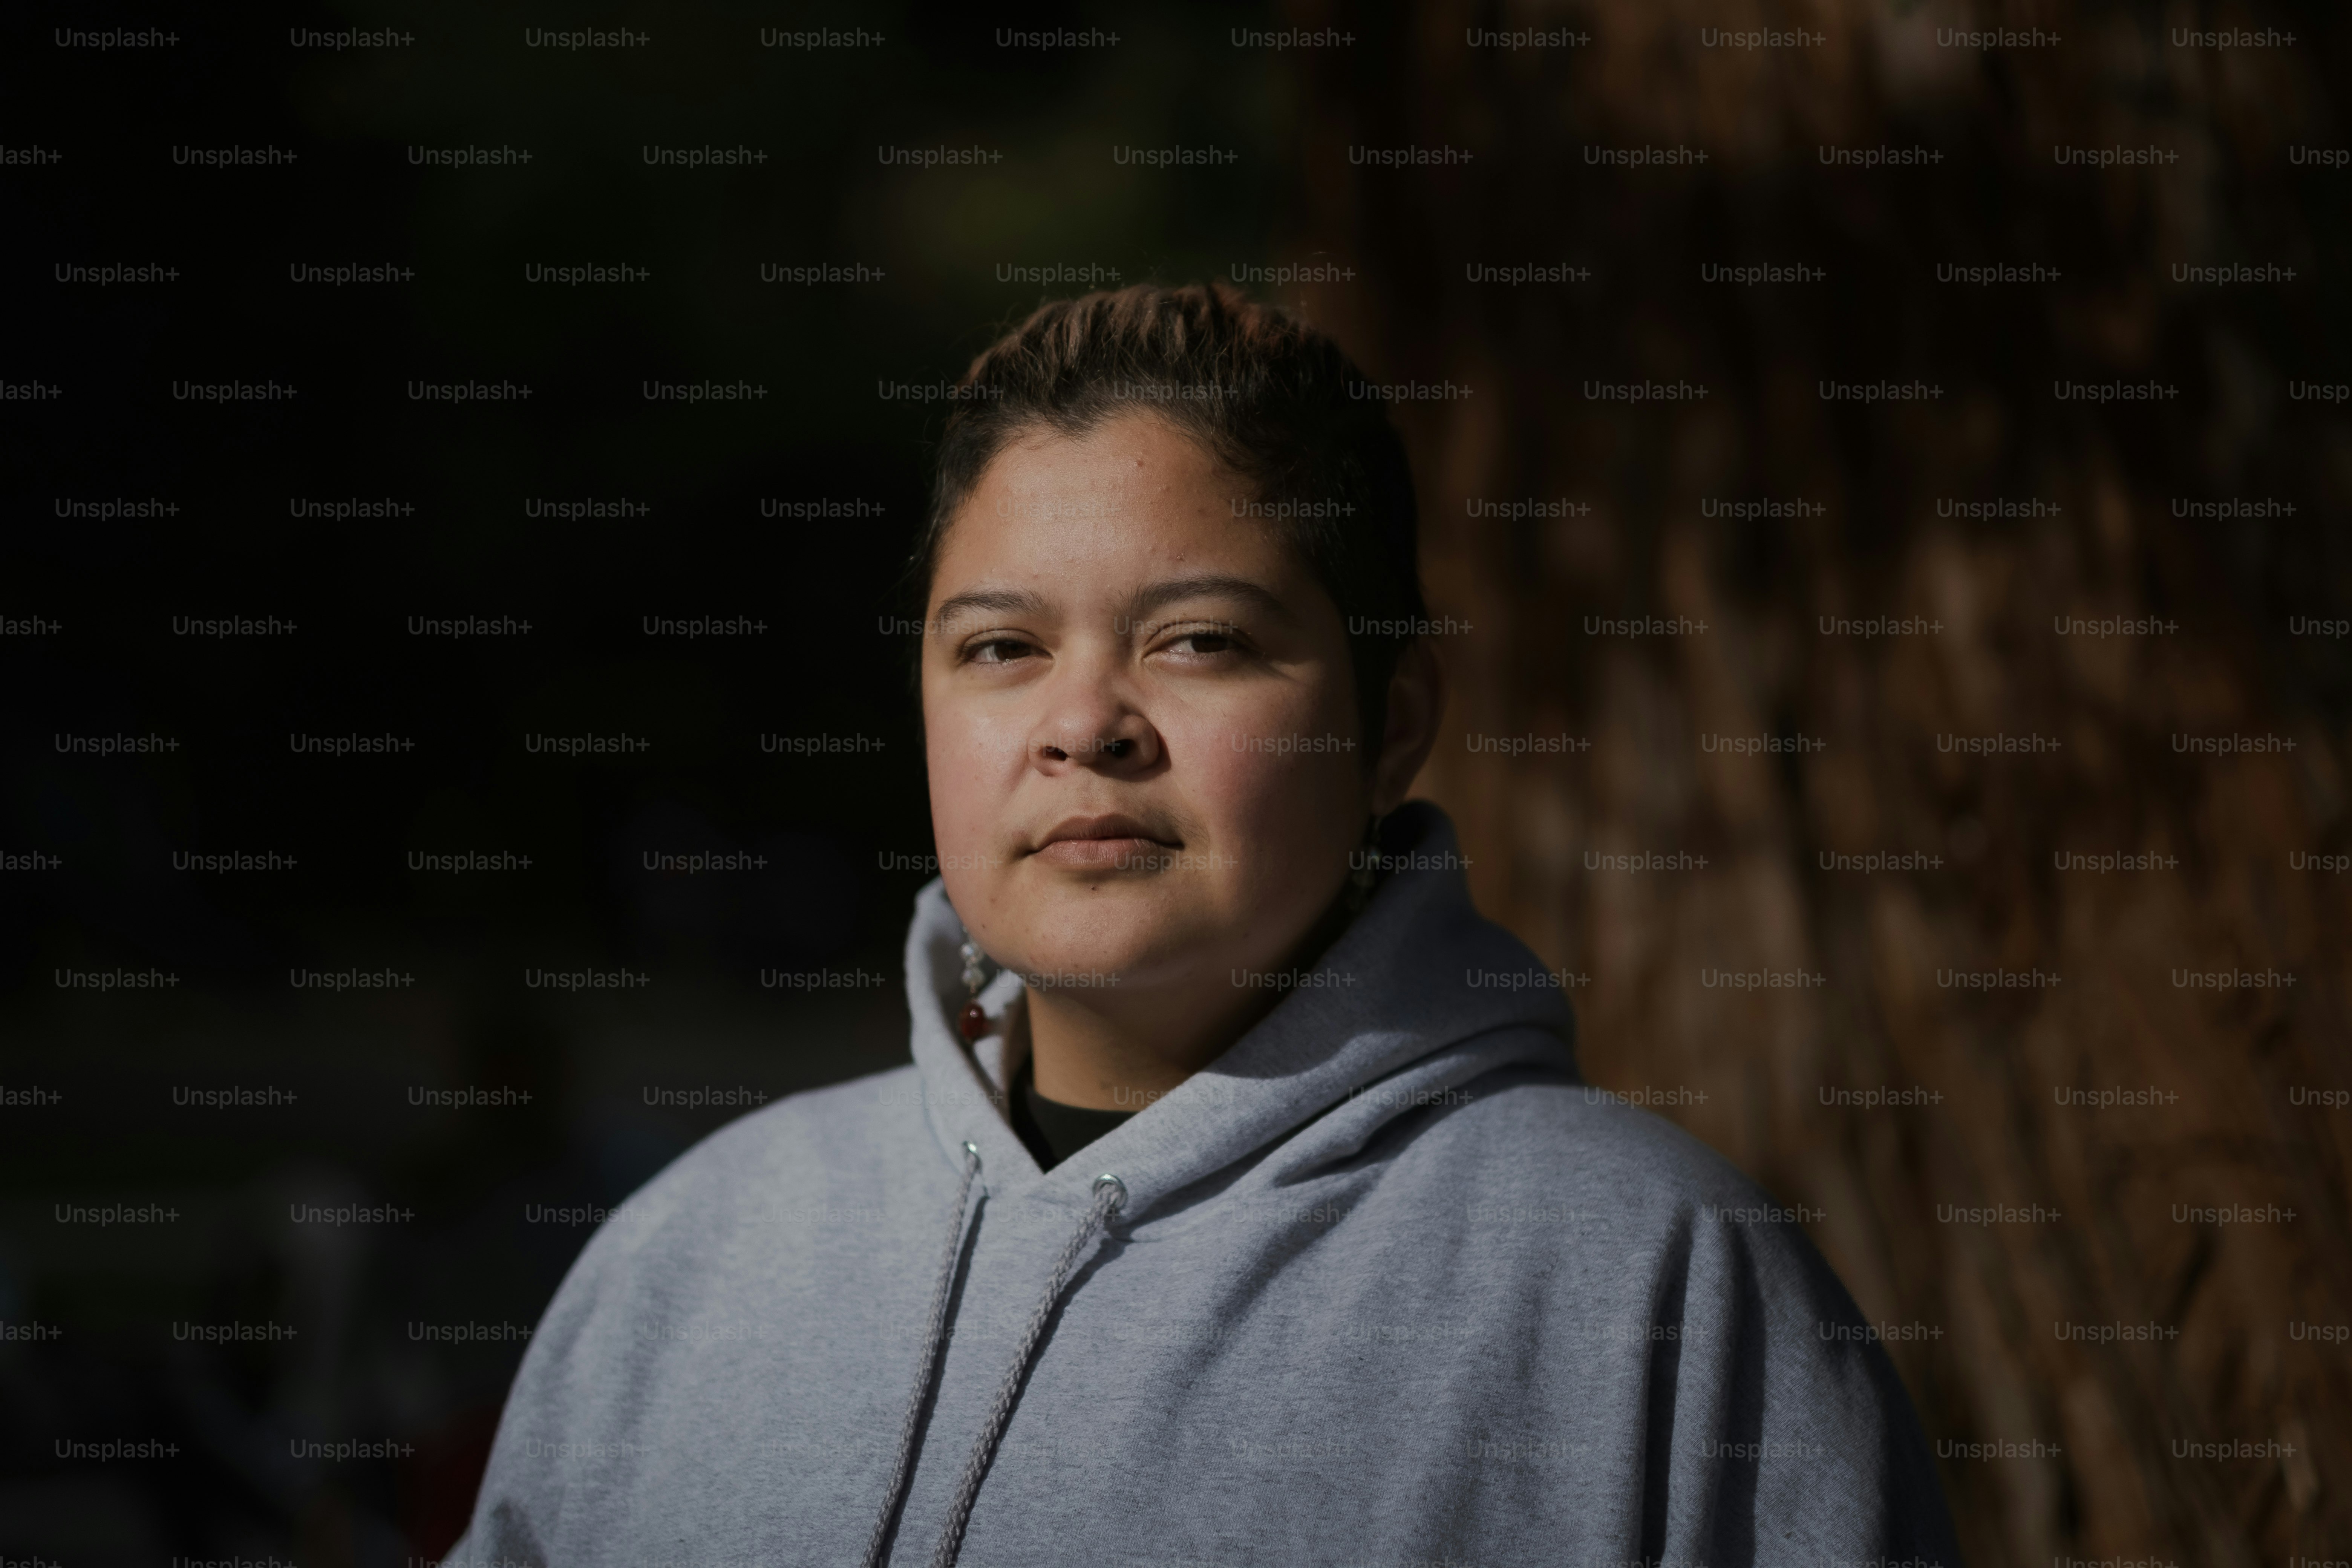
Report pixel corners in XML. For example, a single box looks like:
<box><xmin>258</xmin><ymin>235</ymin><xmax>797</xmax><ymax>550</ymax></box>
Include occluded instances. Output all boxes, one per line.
<box><xmin>929</xmin><ymin>414</ymin><xmax>1296</xmax><ymax>600</ymax></box>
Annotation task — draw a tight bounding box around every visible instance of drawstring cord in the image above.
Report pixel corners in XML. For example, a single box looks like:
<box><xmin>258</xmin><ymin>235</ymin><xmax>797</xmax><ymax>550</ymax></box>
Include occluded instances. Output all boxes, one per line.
<box><xmin>860</xmin><ymin>1149</ymin><xmax>1128</xmax><ymax>1568</ymax></box>
<box><xmin>861</xmin><ymin>1141</ymin><xmax>983</xmax><ymax>1568</ymax></box>
<box><xmin>926</xmin><ymin>1173</ymin><xmax>1125</xmax><ymax>1568</ymax></box>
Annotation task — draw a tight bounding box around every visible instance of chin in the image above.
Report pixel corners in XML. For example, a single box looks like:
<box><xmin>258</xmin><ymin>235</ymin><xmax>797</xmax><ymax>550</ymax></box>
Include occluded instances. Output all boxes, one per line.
<box><xmin>999</xmin><ymin>885</ymin><xmax>1225</xmax><ymax>989</ymax></box>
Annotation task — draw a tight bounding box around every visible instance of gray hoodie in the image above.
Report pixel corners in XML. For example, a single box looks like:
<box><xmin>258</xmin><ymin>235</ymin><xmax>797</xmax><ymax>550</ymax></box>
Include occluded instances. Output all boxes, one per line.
<box><xmin>443</xmin><ymin>802</ymin><xmax>1960</xmax><ymax>1568</ymax></box>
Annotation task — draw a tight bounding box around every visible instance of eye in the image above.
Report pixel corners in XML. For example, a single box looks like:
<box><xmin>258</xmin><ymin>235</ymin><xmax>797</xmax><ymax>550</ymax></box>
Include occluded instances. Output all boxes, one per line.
<box><xmin>1151</xmin><ymin>622</ymin><xmax>1251</xmax><ymax>662</ymax></box>
<box><xmin>1167</xmin><ymin>630</ymin><xmax>1236</xmax><ymax>655</ymax></box>
<box><xmin>964</xmin><ymin>636</ymin><xmax>1038</xmax><ymax>666</ymax></box>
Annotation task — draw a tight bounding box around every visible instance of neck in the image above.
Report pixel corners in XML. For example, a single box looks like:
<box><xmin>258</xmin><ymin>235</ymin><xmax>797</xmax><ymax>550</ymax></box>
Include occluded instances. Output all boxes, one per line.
<box><xmin>1021</xmin><ymin>884</ymin><xmax>1361</xmax><ymax>1110</ymax></box>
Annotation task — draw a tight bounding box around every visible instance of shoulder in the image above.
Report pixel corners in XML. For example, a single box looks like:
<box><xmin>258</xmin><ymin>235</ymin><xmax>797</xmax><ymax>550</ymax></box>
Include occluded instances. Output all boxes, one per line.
<box><xmin>548</xmin><ymin>1064</ymin><xmax>926</xmax><ymax>1291</ymax></box>
<box><xmin>1389</xmin><ymin>1061</ymin><xmax>1864</xmax><ymax>1318</ymax></box>
<box><xmin>1423</xmin><ymin>1067</ymin><xmax>1950</xmax><ymax>1529</ymax></box>
<box><xmin>647</xmin><ymin>1066</ymin><xmax>920</xmax><ymax>1193</ymax></box>
<box><xmin>1409</xmin><ymin>1061</ymin><xmax>1770</xmax><ymax>1213</ymax></box>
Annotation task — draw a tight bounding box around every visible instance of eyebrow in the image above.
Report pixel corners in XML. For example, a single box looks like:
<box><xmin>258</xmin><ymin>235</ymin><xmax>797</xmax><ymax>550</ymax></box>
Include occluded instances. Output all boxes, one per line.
<box><xmin>929</xmin><ymin>586</ymin><xmax>1050</xmax><ymax>633</ymax></box>
<box><xmin>929</xmin><ymin>574</ymin><xmax>1297</xmax><ymax>635</ymax></box>
<box><xmin>1123</xmin><ymin>574</ymin><xmax>1298</xmax><ymax>628</ymax></box>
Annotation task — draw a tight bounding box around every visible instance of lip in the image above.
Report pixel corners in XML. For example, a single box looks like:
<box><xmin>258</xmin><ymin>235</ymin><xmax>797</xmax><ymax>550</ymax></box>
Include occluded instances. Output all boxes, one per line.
<box><xmin>1030</xmin><ymin>813</ymin><xmax>1182</xmax><ymax>870</ymax></box>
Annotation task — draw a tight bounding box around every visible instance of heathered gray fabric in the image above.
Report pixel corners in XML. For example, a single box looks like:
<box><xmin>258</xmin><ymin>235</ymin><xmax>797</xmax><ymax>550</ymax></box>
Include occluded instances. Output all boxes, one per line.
<box><xmin>443</xmin><ymin>802</ymin><xmax>1962</xmax><ymax>1568</ymax></box>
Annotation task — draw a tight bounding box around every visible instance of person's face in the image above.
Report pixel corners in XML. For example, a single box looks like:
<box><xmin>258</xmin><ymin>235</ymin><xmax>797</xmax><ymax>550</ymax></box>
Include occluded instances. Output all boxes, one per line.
<box><xmin>920</xmin><ymin>413</ymin><xmax>1378</xmax><ymax>996</ymax></box>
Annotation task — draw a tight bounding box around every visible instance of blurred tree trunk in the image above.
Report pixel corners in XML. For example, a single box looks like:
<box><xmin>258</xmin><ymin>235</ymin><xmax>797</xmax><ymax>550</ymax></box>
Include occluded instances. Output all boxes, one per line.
<box><xmin>1282</xmin><ymin>1</ymin><xmax>2352</xmax><ymax>1563</ymax></box>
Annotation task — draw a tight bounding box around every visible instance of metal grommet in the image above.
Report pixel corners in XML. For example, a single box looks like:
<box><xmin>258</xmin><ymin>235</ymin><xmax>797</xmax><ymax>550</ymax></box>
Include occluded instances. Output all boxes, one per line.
<box><xmin>1092</xmin><ymin>1173</ymin><xmax>1127</xmax><ymax>1212</ymax></box>
<box><xmin>962</xmin><ymin>1140</ymin><xmax>982</xmax><ymax>1169</ymax></box>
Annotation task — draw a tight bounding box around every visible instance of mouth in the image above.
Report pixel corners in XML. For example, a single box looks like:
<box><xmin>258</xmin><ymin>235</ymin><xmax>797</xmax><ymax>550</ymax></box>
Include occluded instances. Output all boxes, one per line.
<box><xmin>1029</xmin><ymin>813</ymin><xmax>1184</xmax><ymax>870</ymax></box>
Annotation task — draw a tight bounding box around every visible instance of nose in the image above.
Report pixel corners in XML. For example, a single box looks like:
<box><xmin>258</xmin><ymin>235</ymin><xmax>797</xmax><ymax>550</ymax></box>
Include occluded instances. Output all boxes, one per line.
<box><xmin>1029</xmin><ymin>669</ymin><xmax>1158</xmax><ymax>773</ymax></box>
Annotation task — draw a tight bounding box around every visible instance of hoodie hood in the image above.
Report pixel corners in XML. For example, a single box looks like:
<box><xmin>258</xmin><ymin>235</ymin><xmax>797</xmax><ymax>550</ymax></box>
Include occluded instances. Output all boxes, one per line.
<box><xmin>902</xmin><ymin>800</ymin><xmax>1580</xmax><ymax>1219</ymax></box>
<box><xmin>854</xmin><ymin>799</ymin><xmax>1586</xmax><ymax>1563</ymax></box>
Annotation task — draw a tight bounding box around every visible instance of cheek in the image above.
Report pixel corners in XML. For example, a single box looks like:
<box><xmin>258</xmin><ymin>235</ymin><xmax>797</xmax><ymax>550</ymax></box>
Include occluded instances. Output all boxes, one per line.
<box><xmin>1164</xmin><ymin>694</ymin><xmax>1364</xmax><ymax>873</ymax></box>
<box><xmin>1207</xmin><ymin>750</ymin><xmax>1362</xmax><ymax>854</ymax></box>
<box><xmin>923</xmin><ymin>688</ymin><xmax>1015</xmax><ymax>898</ymax></box>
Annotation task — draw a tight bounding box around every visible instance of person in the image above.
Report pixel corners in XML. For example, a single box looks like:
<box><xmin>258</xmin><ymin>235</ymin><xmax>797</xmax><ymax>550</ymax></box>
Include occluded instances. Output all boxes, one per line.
<box><xmin>440</xmin><ymin>283</ymin><xmax>1961</xmax><ymax>1568</ymax></box>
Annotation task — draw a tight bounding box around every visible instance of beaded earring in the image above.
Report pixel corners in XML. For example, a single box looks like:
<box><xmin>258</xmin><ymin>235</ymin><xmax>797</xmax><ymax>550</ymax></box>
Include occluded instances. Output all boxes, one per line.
<box><xmin>958</xmin><ymin>933</ymin><xmax>994</xmax><ymax>1043</ymax></box>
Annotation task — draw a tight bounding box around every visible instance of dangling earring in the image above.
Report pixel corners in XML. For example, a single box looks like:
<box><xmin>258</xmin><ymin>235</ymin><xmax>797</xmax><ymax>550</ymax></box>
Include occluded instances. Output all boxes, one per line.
<box><xmin>1346</xmin><ymin>813</ymin><xmax>1385</xmax><ymax>913</ymax></box>
<box><xmin>958</xmin><ymin>932</ymin><xmax>994</xmax><ymax>1043</ymax></box>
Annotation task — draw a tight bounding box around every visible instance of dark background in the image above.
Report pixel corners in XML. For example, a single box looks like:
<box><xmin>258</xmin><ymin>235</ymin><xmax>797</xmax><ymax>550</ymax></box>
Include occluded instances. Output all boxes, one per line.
<box><xmin>2</xmin><ymin>2</ymin><xmax>1281</xmax><ymax>1559</ymax></box>
<box><xmin>4</xmin><ymin>2</ymin><xmax>2349</xmax><ymax>1565</ymax></box>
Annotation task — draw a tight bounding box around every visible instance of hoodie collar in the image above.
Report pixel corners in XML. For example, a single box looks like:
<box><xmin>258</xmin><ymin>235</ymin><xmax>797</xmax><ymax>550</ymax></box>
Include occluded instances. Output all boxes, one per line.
<box><xmin>901</xmin><ymin>801</ymin><xmax>1578</xmax><ymax>1220</ymax></box>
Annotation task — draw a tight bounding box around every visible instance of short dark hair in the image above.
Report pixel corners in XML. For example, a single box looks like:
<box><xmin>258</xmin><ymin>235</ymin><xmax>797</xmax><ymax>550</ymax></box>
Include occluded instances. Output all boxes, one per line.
<box><xmin>911</xmin><ymin>281</ymin><xmax>1426</xmax><ymax>750</ymax></box>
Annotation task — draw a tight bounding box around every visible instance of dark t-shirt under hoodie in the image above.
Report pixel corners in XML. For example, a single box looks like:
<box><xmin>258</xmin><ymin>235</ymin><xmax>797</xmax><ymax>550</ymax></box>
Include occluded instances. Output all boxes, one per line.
<box><xmin>1007</xmin><ymin>1054</ymin><xmax>1133</xmax><ymax>1172</ymax></box>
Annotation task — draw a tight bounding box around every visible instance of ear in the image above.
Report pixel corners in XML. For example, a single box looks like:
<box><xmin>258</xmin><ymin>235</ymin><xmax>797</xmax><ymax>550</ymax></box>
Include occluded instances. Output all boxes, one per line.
<box><xmin>1368</xmin><ymin>639</ymin><xmax>1446</xmax><ymax>816</ymax></box>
